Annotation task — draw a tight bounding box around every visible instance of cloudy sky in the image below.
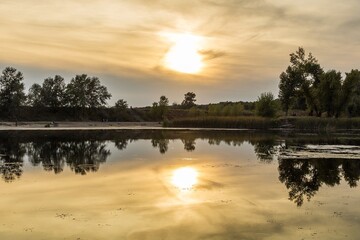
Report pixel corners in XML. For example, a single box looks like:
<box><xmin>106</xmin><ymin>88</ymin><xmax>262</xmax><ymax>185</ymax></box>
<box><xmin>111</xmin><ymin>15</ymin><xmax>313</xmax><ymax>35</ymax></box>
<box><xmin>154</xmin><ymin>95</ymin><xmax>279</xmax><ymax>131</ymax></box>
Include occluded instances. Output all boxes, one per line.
<box><xmin>1</xmin><ymin>0</ymin><xmax>360</xmax><ymax>106</ymax></box>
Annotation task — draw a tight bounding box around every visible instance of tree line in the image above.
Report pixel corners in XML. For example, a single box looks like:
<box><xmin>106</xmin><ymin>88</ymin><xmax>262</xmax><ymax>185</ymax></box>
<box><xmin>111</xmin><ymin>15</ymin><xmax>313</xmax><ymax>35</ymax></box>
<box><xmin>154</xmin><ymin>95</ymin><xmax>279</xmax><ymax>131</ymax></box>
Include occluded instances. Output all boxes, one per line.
<box><xmin>0</xmin><ymin>66</ymin><xmax>198</xmax><ymax>120</ymax></box>
<box><xmin>278</xmin><ymin>47</ymin><xmax>360</xmax><ymax>117</ymax></box>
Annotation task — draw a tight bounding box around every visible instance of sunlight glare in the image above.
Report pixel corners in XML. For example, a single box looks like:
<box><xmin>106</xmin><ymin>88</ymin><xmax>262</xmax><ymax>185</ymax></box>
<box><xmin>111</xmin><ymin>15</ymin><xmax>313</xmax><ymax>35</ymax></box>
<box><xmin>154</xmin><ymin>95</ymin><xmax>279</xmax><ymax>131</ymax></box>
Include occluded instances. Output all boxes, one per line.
<box><xmin>162</xmin><ymin>32</ymin><xmax>204</xmax><ymax>74</ymax></box>
<box><xmin>171</xmin><ymin>167</ymin><xmax>198</xmax><ymax>190</ymax></box>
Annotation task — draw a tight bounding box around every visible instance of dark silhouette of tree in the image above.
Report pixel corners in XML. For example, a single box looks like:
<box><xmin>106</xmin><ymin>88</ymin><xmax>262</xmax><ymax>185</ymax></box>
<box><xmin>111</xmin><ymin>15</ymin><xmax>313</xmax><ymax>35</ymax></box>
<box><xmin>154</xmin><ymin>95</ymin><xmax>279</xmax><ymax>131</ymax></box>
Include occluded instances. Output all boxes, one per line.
<box><xmin>342</xmin><ymin>160</ymin><xmax>360</xmax><ymax>187</ymax></box>
<box><xmin>253</xmin><ymin>139</ymin><xmax>277</xmax><ymax>162</ymax></box>
<box><xmin>278</xmin><ymin>159</ymin><xmax>322</xmax><ymax>206</ymax></box>
<box><xmin>278</xmin><ymin>157</ymin><xmax>360</xmax><ymax>206</ymax></box>
<box><xmin>41</xmin><ymin>75</ymin><xmax>66</xmax><ymax>108</ymax></box>
<box><xmin>278</xmin><ymin>47</ymin><xmax>324</xmax><ymax>116</ymax></box>
<box><xmin>317</xmin><ymin>70</ymin><xmax>342</xmax><ymax>117</ymax></box>
<box><xmin>0</xmin><ymin>67</ymin><xmax>26</xmax><ymax>118</ymax></box>
<box><xmin>151</xmin><ymin>95</ymin><xmax>169</xmax><ymax>120</ymax></box>
<box><xmin>27</xmin><ymin>83</ymin><xmax>43</xmax><ymax>107</ymax></box>
<box><xmin>26</xmin><ymin>142</ymin><xmax>66</xmax><ymax>174</ymax></box>
<box><xmin>114</xmin><ymin>99</ymin><xmax>128</xmax><ymax>111</ymax></box>
<box><xmin>63</xmin><ymin>141</ymin><xmax>110</xmax><ymax>175</ymax></box>
<box><xmin>114</xmin><ymin>139</ymin><xmax>128</xmax><ymax>150</ymax></box>
<box><xmin>345</xmin><ymin>70</ymin><xmax>360</xmax><ymax>117</ymax></box>
<box><xmin>256</xmin><ymin>92</ymin><xmax>277</xmax><ymax>117</ymax></box>
<box><xmin>151</xmin><ymin>138</ymin><xmax>169</xmax><ymax>154</ymax></box>
<box><xmin>181</xmin><ymin>92</ymin><xmax>196</xmax><ymax>108</ymax></box>
<box><xmin>65</xmin><ymin>74</ymin><xmax>111</xmax><ymax>109</ymax></box>
<box><xmin>334</xmin><ymin>70</ymin><xmax>359</xmax><ymax>117</ymax></box>
<box><xmin>0</xmin><ymin>141</ymin><xmax>26</xmax><ymax>182</ymax></box>
<box><xmin>182</xmin><ymin>138</ymin><xmax>196</xmax><ymax>151</ymax></box>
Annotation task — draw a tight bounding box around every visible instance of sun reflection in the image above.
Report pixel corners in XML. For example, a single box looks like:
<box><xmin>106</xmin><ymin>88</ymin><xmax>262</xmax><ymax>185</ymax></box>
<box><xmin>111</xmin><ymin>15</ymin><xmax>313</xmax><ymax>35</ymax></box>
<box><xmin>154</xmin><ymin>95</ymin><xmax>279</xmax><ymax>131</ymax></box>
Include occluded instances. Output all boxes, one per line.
<box><xmin>161</xmin><ymin>32</ymin><xmax>204</xmax><ymax>74</ymax></box>
<box><xmin>171</xmin><ymin>167</ymin><xmax>198</xmax><ymax>190</ymax></box>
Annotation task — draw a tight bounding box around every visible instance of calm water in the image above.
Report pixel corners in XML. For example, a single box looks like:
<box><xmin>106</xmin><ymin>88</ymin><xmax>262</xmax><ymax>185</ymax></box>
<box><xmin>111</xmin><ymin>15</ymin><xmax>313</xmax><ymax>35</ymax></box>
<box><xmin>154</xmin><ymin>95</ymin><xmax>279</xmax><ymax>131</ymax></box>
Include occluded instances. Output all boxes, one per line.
<box><xmin>0</xmin><ymin>130</ymin><xmax>360</xmax><ymax>239</ymax></box>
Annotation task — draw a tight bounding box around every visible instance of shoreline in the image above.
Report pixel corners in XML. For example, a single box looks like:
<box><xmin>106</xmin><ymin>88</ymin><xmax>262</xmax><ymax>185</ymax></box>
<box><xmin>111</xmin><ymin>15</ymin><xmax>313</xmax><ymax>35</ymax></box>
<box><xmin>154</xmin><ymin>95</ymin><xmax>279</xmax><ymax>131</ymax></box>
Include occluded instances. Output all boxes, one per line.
<box><xmin>0</xmin><ymin>121</ymin><xmax>251</xmax><ymax>131</ymax></box>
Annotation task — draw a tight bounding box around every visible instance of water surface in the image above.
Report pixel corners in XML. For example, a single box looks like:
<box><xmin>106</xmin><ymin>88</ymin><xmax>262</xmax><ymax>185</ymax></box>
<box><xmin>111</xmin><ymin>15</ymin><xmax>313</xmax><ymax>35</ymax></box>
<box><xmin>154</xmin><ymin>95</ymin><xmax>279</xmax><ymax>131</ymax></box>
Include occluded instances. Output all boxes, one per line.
<box><xmin>0</xmin><ymin>130</ymin><xmax>359</xmax><ymax>239</ymax></box>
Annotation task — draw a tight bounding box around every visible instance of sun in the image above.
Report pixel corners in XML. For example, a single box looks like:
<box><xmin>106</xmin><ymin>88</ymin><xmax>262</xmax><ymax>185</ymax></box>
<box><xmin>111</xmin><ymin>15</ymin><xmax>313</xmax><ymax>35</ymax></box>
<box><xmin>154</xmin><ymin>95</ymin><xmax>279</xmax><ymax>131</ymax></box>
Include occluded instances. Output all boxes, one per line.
<box><xmin>162</xmin><ymin>32</ymin><xmax>204</xmax><ymax>74</ymax></box>
<box><xmin>171</xmin><ymin>167</ymin><xmax>198</xmax><ymax>190</ymax></box>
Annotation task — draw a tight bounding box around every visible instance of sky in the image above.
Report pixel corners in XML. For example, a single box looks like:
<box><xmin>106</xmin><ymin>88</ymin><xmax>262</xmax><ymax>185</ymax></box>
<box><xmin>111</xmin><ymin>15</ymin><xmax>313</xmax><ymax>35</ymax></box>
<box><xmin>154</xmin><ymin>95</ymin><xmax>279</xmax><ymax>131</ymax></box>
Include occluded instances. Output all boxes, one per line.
<box><xmin>1</xmin><ymin>0</ymin><xmax>360</xmax><ymax>106</ymax></box>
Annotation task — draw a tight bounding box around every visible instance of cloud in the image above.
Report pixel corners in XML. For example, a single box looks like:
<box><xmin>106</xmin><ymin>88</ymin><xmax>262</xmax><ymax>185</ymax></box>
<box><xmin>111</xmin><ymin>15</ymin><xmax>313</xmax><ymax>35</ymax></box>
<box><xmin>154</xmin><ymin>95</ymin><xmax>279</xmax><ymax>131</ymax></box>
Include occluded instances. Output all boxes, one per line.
<box><xmin>199</xmin><ymin>50</ymin><xmax>226</xmax><ymax>61</ymax></box>
<box><xmin>1</xmin><ymin>0</ymin><xmax>360</xmax><ymax>105</ymax></box>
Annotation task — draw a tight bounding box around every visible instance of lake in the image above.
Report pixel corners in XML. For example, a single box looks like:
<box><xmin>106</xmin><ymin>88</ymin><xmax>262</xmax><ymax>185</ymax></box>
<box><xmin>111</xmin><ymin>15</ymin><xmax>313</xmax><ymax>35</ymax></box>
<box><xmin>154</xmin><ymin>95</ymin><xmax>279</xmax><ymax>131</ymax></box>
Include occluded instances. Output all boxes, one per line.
<box><xmin>0</xmin><ymin>129</ymin><xmax>359</xmax><ymax>239</ymax></box>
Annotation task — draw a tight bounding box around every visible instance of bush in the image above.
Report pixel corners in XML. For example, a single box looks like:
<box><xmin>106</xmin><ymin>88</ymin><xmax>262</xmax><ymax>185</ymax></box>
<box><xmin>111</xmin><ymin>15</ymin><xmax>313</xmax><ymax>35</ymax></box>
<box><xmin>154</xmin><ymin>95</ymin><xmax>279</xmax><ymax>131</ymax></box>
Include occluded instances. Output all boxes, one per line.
<box><xmin>256</xmin><ymin>92</ymin><xmax>277</xmax><ymax>118</ymax></box>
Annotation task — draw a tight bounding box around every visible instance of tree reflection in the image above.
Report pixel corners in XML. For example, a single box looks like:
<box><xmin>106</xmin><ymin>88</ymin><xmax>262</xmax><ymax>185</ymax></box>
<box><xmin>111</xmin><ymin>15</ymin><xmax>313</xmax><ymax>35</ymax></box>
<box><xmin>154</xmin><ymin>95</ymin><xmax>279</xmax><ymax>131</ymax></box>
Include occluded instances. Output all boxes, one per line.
<box><xmin>182</xmin><ymin>138</ymin><xmax>196</xmax><ymax>151</ymax></box>
<box><xmin>27</xmin><ymin>142</ymin><xmax>66</xmax><ymax>174</ymax></box>
<box><xmin>114</xmin><ymin>139</ymin><xmax>128</xmax><ymax>150</ymax></box>
<box><xmin>278</xmin><ymin>158</ymin><xmax>360</xmax><ymax>206</ymax></box>
<box><xmin>63</xmin><ymin>141</ymin><xmax>110</xmax><ymax>175</ymax></box>
<box><xmin>0</xmin><ymin>141</ymin><xmax>26</xmax><ymax>182</ymax></box>
<box><xmin>253</xmin><ymin>139</ymin><xmax>278</xmax><ymax>162</ymax></box>
<box><xmin>151</xmin><ymin>139</ymin><xmax>169</xmax><ymax>154</ymax></box>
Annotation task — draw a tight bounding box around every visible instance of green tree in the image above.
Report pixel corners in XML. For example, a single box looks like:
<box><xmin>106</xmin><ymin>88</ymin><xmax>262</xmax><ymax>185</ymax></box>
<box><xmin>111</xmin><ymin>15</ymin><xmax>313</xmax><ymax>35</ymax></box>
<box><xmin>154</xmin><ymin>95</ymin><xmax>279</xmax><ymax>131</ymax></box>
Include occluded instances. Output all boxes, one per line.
<box><xmin>65</xmin><ymin>74</ymin><xmax>111</xmax><ymax>108</ymax></box>
<box><xmin>181</xmin><ymin>92</ymin><xmax>196</xmax><ymax>108</ymax></box>
<box><xmin>114</xmin><ymin>99</ymin><xmax>128</xmax><ymax>111</ymax></box>
<box><xmin>317</xmin><ymin>70</ymin><xmax>342</xmax><ymax>117</ymax></box>
<box><xmin>151</xmin><ymin>95</ymin><xmax>169</xmax><ymax>120</ymax></box>
<box><xmin>0</xmin><ymin>67</ymin><xmax>26</xmax><ymax>117</ymax></box>
<box><xmin>278</xmin><ymin>47</ymin><xmax>324</xmax><ymax>116</ymax></box>
<box><xmin>41</xmin><ymin>75</ymin><xmax>66</xmax><ymax>108</ymax></box>
<box><xmin>27</xmin><ymin>83</ymin><xmax>43</xmax><ymax>107</ymax></box>
<box><xmin>256</xmin><ymin>92</ymin><xmax>277</xmax><ymax>117</ymax></box>
<box><xmin>344</xmin><ymin>70</ymin><xmax>360</xmax><ymax>117</ymax></box>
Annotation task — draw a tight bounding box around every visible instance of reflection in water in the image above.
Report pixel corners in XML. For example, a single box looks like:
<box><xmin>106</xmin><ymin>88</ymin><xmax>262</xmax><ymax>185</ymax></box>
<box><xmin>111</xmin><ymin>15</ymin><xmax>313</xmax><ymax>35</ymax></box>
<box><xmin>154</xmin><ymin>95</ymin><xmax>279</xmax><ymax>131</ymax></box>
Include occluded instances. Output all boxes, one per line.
<box><xmin>151</xmin><ymin>139</ymin><xmax>169</xmax><ymax>154</ymax></box>
<box><xmin>0</xmin><ymin>130</ymin><xmax>360</xmax><ymax>207</ymax></box>
<box><xmin>279</xmin><ymin>158</ymin><xmax>360</xmax><ymax>206</ymax></box>
<box><xmin>171</xmin><ymin>167</ymin><xmax>198</xmax><ymax>190</ymax></box>
<box><xmin>1</xmin><ymin>130</ymin><xmax>360</xmax><ymax>239</ymax></box>
<box><xmin>0</xmin><ymin>140</ymin><xmax>26</xmax><ymax>182</ymax></box>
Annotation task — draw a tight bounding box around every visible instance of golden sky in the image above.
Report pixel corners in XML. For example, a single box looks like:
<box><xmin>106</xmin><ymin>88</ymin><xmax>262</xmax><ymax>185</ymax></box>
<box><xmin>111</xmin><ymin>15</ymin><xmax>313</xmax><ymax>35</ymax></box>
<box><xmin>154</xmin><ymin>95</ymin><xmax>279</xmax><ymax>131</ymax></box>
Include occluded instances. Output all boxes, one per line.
<box><xmin>1</xmin><ymin>0</ymin><xmax>360</xmax><ymax>106</ymax></box>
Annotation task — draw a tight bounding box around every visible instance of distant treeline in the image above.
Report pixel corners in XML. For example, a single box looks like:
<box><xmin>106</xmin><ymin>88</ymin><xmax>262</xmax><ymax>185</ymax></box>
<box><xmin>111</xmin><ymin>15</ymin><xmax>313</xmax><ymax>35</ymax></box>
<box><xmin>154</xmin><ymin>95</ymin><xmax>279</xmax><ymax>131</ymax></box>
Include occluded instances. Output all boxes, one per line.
<box><xmin>0</xmin><ymin>66</ymin><xmax>197</xmax><ymax>121</ymax></box>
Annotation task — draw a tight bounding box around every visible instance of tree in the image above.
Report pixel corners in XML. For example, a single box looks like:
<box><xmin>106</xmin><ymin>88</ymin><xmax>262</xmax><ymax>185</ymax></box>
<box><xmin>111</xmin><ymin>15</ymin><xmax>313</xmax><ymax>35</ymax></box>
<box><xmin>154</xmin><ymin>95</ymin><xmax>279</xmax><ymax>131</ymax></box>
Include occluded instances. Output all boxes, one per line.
<box><xmin>0</xmin><ymin>67</ymin><xmax>26</xmax><ymax>117</ymax></box>
<box><xmin>181</xmin><ymin>92</ymin><xmax>196</xmax><ymax>108</ymax></box>
<box><xmin>278</xmin><ymin>47</ymin><xmax>324</xmax><ymax>116</ymax></box>
<box><xmin>27</xmin><ymin>83</ymin><xmax>43</xmax><ymax>107</ymax></box>
<box><xmin>41</xmin><ymin>75</ymin><xmax>66</xmax><ymax>108</ymax></box>
<box><xmin>151</xmin><ymin>95</ymin><xmax>169</xmax><ymax>120</ymax></box>
<box><xmin>278</xmin><ymin>68</ymin><xmax>302</xmax><ymax>115</ymax></box>
<box><xmin>344</xmin><ymin>70</ymin><xmax>360</xmax><ymax>117</ymax></box>
<box><xmin>256</xmin><ymin>92</ymin><xmax>277</xmax><ymax>117</ymax></box>
<box><xmin>317</xmin><ymin>70</ymin><xmax>342</xmax><ymax>117</ymax></box>
<box><xmin>114</xmin><ymin>99</ymin><xmax>128</xmax><ymax>111</ymax></box>
<box><xmin>65</xmin><ymin>74</ymin><xmax>111</xmax><ymax>108</ymax></box>
<box><xmin>159</xmin><ymin>95</ymin><xmax>169</xmax><ymax>107</ymax></box>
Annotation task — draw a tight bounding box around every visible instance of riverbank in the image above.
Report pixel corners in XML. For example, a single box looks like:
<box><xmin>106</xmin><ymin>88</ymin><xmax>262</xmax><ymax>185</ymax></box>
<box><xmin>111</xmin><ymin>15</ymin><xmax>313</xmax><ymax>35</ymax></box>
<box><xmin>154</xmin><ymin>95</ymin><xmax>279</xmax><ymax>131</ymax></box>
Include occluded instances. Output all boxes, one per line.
<box><xmin>3</xmin><ymin>116</ymin><xmax>360</xmax><ymax>132</ymax></box>
<box><xmin>167</xmin><ymin>116</ymin><xmax>360</xmax><ymax>131</ymax></box>
<box><xmin>0</xmin><ymin>121</ymin><xmax>162</xmax><ymax>130</ymax></box>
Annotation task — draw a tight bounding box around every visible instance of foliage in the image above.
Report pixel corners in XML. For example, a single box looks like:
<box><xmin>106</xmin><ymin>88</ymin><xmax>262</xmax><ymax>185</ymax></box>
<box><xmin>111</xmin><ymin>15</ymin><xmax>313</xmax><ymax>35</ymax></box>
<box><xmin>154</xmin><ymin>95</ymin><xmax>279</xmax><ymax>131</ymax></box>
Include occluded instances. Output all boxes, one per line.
<box><xmin>41</xmin><ymin>75</ymin><xmax>66</xmax><ymax>108</ymax></box>
<box><xmin>278</xmin><ymin>47</ymin><xmax>323</xmax><ymax>116</ymax></box>
<box><xmin>114</xmin><ymin>99</ymin><xmax>128</xmax><ymax>111</ymax></box>
<box><xmin>256</xmin><ymin>92</ymin><xmax>277</xmax><ymax>118</ymax></box>
<box><xmin>27</xmin><ymin>83</ymin><xmax>43</xmax><ymax>107</ymax></box>
<box><xmin>65</xmin><ymin>74</ymin><xmax>111</xmax><ymax>108</ymax></box>
<box><xmin>0</xmin><ymin>67</ymin><xmax>26</xmax><ymax>116</ymax></box>
<box><xmin>169</xmin><ymin>116</ymin><xmax>278</xmax><ymax>129</ymax></box>
<box><xmin>317</xmin><ymin>70</ymin><xmax>342</xmax><ymax>117</ymax></box>
<box><xmin>151</xmin><ymin>95</ymin><xmax>169</xmax><ymax>120</ymax></box>
<box><xmin>208</xmin><ymin>102</ymin><xmax>244</xmax><ymax>116</ymax></box>
<box><xmin>181</xmin><ymin>92</ymin><xmax>196</xmax><ymax>108</ymax></box>
<box><xmin>346</xmin><ymin>70</ymin><xmax>360</xmax><ymax>117</ymax></box>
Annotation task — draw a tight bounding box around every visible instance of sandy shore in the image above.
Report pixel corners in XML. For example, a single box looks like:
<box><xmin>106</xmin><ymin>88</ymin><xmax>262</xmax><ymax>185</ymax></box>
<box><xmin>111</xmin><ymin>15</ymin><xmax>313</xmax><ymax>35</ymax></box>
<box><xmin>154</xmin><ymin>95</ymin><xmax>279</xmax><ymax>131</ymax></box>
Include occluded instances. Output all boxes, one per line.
<box><xmin>0</xmin><ymin>121</ymin><xmax>163</xmax><ymax>130</ymax></box>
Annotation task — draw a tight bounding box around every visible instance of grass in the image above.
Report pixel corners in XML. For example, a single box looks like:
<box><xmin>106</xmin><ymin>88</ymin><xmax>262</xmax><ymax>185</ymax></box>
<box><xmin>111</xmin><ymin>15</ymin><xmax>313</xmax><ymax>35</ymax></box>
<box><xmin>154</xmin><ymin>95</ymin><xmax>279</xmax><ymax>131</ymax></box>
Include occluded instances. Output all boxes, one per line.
<box><xmin>167</xmin><ymin>116</ymin><xmax>360</xmax><ymax>131</ymax></box>
<box><xmin>167</xmin><ymin>116</ymin><xmax>279</xmax><ymax>129</ymax></box>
